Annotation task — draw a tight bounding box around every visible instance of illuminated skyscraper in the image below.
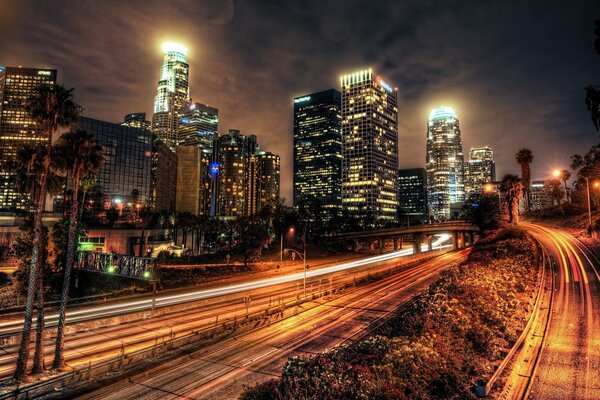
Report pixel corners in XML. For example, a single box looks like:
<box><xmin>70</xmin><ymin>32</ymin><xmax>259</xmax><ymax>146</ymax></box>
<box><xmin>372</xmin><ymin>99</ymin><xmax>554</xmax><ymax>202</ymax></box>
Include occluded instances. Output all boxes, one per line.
<box><xmin>257</xmin><ymin>151</ymin><xmax>280</xmax><ymax>210</ymax></box>
<box><xmin>293</xmin><ymin>89</ymin><xmax>342</xmax><ymax>221</ymax></box>
<box><xmin>465</xmin><ymin>146</ymin><xmax>496</xmax><ymax>196</ymax></box>
<box><xmin>340</xmin><ymin>69</ymin><xmax>399</xmax><ymax>225</ymax></box>
<box><xmin>178</xmin><ymin>102</ymin><xmax>218</xmax><ymax>148</ymax></box>
<box><xmin>426</xmin><ymin>106</ymin><xmax>465</xmax><ymax>220</ymax></box>
<box><xmin>152</xmin><ymin>42</ymin><xmax>190</xmax><ymax>151</ymax></box>
<box><xmin>0</xmin><ymin>66</ymin><xmax>57</xmax><ymax>211</ymax></box>
<box><xmin>213</xmin><ymin>130</ymin><xmax>258</xmax><ymax>217</ymax></box>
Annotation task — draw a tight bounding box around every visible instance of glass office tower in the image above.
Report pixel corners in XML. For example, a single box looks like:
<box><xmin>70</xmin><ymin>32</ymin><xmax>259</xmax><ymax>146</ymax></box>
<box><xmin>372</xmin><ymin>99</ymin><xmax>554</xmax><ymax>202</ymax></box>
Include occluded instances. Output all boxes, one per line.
<box><xmin>178</xmin><ymin>102</ymin><xmax>218</xmax><ymax>148</ymax></box>
<box><xmin>78</xmin><ymin>117</ymin><xmax>153</xmax><ymax>209</ymax></box>
<box><xmin>398</xmin><ymin>168</ymin><xmax>428</xmax><ymax>224</ymax></box>
<box><xmin>0</xmin><ymin>66</ymin><xmax>57</xmax><ymax>210</ymax></box>
<box><xmin>340</xmin><ymin>69</ymin><xmax>399</xmax><ymax>225</ymax></box>
<box><xmin>465</xmin><ymin>146</ymin><xmax>496</xmax><ymax>196</ymax></box>
<box><xmin>293</xmin><ymin>89</ymin><xmax>342</xmax><ymax>222</ymax></box>
<box><xmin>426</xmin><ymin>106</ymin><xmax>465</xmax><ymax>221</ymax></box>
<box><xmin>152</xmin><ymin>42</ymin><xmax>190</xmax><ymax>151</ymax></box>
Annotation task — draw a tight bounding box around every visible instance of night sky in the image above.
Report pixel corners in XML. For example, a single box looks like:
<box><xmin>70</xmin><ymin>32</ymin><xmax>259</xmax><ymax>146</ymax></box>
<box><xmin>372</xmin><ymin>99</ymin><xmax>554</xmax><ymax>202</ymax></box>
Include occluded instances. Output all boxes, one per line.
<box><xmin>1</xmin><ymin>0</ymin><xmax>599</xmax><ymax>202</ymax></box>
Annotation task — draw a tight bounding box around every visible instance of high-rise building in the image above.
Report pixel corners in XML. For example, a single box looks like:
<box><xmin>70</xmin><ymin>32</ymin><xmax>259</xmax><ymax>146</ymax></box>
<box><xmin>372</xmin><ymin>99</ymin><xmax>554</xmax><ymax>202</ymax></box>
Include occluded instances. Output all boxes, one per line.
<box><xmin>340</xmin><ymin>69</ymin><xmax>399</xmax><ymax>225</ymax></box>
<box><xmin>78</xmin><ymin>117</ymin><xmax>153</xmax><ymax>209</ymax></box>
<box><xmin>293</xmin><ymin>89</ymin><xmax>342</xmax><ymax>221</ymax></box>
<box><xmin>426</xmin><ymin>106</ymin><xmax>465</xmax><ymax>221</ymax></box>
<box><xmin>213</xmin><ymin>130</ymin><xmax>259</xmax><ymax>217</ymax></box>
<box><xmin>122</xmin><ymin>113</ymin><xmax>151</xmax><ymax>131</ymax></box>
<box><xmin>398</xmin><ymin>168</ymin><xmax>427</xmax><ymax>225</ymax></box>
<box><xmin>175</xmin><ymin>145</ymin><xmax>211</xmax><ymax>215</ymax></box>
<box><xmin>0</xmin><ymin>66</ymin><xmax>57</xmax><ymax>211</ymax></box>
<box><xmin>152</xmin><ymin>42</ymin><xmax>190</xmax><ymax>151</ymax></box>
<box><xmin>530</xmin><ymin>180</ymin><xmax>553</xmax><ymax>211</ymax></box>
<box><xmin>178</xmin><ymin>102</ymin><xmax>218</xmax><ymax>148</ymax></box>
<box><xmin>257</xmin><ymin>151</ymin><xmax>280</xmax><ymax>210</ymax></box>
<box><xmin>151</xmin><ymin>139</ymin><xmax>177</xmax><ymax>213</ymax></box>
<box><xmin>465</xmin><ymin>146</ymin><xmax>496</xmax><ymax>196</ymax></box>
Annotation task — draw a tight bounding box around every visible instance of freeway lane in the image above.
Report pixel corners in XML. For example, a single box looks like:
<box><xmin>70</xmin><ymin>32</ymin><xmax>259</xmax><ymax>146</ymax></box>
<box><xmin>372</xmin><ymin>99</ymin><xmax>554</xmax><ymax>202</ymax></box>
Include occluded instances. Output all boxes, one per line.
<box><xmin>73</xmin><ymin>249</ymin><xmax>469</xmax><ymax>400</ymax></box>
<box><xmin>522</xmin><ymin>223</ymin><xmax>600</xmax><ymax>400</ymax></box>
<box><xmin>0</xmin><ymin>237</ymin><xmax>450</xmax><ymax>338</ymax></box>
<box><xmin>0</xmin><ymin>239</ymin><xmax>450</xmax><ymax>382</ymax></box>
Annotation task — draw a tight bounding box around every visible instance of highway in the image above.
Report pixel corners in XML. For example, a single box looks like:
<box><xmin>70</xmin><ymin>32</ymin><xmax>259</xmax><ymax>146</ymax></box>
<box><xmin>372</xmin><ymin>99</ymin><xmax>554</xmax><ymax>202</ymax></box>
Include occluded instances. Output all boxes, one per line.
<box><xmin>0</xmin><ymin>238</ymin><xmax>449</xmax><ymax>338</ymax></box>
<box><xmin>0</xmin><ymin>237</ymin><xmax>451</xmax><ymax>384</ymax></box>
<box><xmin>519</xmin><ymin>223</ymin><xmax>600</xmax><ymax>400</ymax></box>
<box><xmin>72</xmin><ymin>249</ymin><xmax>469</xmax><ymax>400</ymax></box>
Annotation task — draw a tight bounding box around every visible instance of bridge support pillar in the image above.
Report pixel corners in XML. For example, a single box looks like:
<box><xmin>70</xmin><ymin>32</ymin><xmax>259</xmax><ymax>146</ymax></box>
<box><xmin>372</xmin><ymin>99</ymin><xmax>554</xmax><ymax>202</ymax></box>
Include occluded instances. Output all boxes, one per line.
<box><xmin>353</xmin><ymin>240</ymin><xmax>359</xmax><ymax>253</ymax></box>
<box><xmin>393</xmin><ymin>238</ymin><xmax>399</xmax><ymax>251</ymax></box>
<box><xmin>369</xmin><ymin>241</ymin><xmax>376</xmax><ymax>251</ymax></box>
<box><xmin>452</xmin><ymin>231</ymin><xmax>459</xmax><ymax>250</ymax></box>
<box><xmin>378</xmin><ymin>238</ymin><xmax>384</xmax><ymax>254</ymax></box>
<box><xmin>413</xmin><ymin>235</ymin><xmax>422</xmax><ymax>254</ymax></box>
<box><xmin>427</xmin><ymin>235</ymin><xmax>434</xmax><ymax>251</ymax></box>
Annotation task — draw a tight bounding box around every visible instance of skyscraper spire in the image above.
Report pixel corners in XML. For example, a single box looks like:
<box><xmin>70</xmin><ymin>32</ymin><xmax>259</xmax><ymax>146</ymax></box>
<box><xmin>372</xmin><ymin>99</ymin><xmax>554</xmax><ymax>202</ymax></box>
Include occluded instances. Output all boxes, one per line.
<box><xmin>152</xmin><ymin>42</ymin><xmax>190</xmax><ymax>150</ymax></box>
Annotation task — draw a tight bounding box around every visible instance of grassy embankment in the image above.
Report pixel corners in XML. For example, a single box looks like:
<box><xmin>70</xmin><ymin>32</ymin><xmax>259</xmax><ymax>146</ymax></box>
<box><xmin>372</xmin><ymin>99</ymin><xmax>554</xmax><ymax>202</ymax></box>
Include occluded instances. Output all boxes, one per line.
<box><xmin>240</xmin><ymin>228</ymin><xmax>540</xmax><ymax>400</ymax></box>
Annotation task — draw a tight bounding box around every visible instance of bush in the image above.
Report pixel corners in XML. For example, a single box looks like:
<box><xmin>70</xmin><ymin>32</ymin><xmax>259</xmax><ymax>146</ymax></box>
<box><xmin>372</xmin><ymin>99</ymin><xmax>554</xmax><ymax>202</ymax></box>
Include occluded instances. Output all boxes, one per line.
<box><xmin>241</xmin><ymin>228</ymin><xmax>539</xmax><ymax>400</ymax></box>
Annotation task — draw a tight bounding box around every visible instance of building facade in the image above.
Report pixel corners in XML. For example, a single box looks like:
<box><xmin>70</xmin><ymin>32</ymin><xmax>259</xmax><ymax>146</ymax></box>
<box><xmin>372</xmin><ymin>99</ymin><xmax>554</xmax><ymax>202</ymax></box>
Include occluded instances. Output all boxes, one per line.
<box><xmin>175</xmin><ymin>145</ymin><xmax>211</xmax><ymax>215</ymax></box>
<box><xmin>213</xmin><ymin>130</ymin><xmax>259</xmax><ymax>218</ymax></box>
<box><xmin>340</xmin><ymin>69</ymin><xmax>399</xmax><ymax>225</ymax></box>
<box><xmin>122</xmin><ymin>113</ymin><xmax>151</xmax><ymax>131</ymax></box>
<box><xmin>152</xmin><ymin>42</ymin><xmax>190</xmax><ymax>151</ymax></box>
<box><xmin>398</xmin><ymin>168</ymin><xmax>427</xmax><ymax>225</ymax></box>
<box><xmin>293</xmin><ymin>89</ymin><xmax>342</xmax><ymax>221</ymax></box>
<box><xmin>0</xmin><ymin>66</ymin><xmax>57</xmax><ymax>211</ymax></box>
<box><xmin>530</xmin><ymin>180</ymin><xmax>553</xmax><ymax>211</ymax></box>
<box><xmin>151</xmin><ymin>139</ymin><xmax>177</xmax><ymax>213</ymax></box>
<box><xmin>178</xmin><ymin>102</ymin><xmax>218</xmax><ymax>148</ymax></box>
<box><xmin>78</xmin><ymin>117</ymin><xmax>153</xmax><ymax>209</ymax></box>
<box><xmin>257</xmin><ymin>151</ymin><xmax>280</xmax><ymax>210</ymax></box>
<box><xmin>426</xmin><ymin>106</ymin><xmax>465</xmax><ymax>221</ymax></box>
<box><xmin>465</xmin><ymin>146</ymin><xmax>496</xmax><ymax>197</ymax></box>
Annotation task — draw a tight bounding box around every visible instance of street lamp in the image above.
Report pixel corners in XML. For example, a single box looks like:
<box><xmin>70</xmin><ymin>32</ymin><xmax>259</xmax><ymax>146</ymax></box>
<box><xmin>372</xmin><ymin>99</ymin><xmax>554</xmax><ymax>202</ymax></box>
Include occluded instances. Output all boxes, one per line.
<box><xmin>484</xmin><ymin>182</ymin><xmax>501</xmax><ymax>205</ymax></box>
<box><xmin>280</xmin><ymin>227</ymin><xmax>294</xmax><ymax>262</ymax></box>
<box><xmin>581</xmin><ymin>176</ymin><xmax>600</xmax><ymax>234</ymax></box>
<box><xmin>553</xmin><ymin>169</ymin><xmax>561</xmax><ymax>178</ymax></box>
<box><xmin>283</xmin><ymin>227</ymin><xmax>307</xmax><ymax>298</ymax></box>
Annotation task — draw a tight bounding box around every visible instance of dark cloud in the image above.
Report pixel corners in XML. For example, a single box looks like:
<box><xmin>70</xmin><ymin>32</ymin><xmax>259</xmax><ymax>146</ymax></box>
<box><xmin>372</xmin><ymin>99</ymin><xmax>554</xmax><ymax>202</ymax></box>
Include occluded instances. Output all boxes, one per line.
<box><xmin>1</xmin><ymin>0</ymin><xmax>599</xmax><ymax>201</ymax></box>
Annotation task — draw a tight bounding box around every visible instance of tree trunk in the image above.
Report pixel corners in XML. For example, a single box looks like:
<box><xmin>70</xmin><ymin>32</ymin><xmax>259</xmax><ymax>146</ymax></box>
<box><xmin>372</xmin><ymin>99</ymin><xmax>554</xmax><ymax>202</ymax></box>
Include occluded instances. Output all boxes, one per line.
<box><xmin>139</xmin><ymin>227</ymin><xmax>146</xmax><ymax>257</ymax></box>
<box><xmin>52</xmin><ymin>178</ymin><xmax>80</xmax><ymax>370</ymax></box>
<box><xmin>31</xmin><ymin>269</ymin><xmax>45</xmax><ymax>374</ymax></box>
<box><xmin>13</xmin><ymin>172</ymin><xmax>47</xmax><ymax>381</ymax></box>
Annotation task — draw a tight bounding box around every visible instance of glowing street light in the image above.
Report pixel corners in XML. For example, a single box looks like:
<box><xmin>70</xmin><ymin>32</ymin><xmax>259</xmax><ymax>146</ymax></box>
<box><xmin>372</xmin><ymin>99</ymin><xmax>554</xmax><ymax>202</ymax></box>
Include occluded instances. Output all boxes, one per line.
<box><xmin>553</xmin><ymin>169</ymin><xmax>561</xmax><ymax>178</ymax></box>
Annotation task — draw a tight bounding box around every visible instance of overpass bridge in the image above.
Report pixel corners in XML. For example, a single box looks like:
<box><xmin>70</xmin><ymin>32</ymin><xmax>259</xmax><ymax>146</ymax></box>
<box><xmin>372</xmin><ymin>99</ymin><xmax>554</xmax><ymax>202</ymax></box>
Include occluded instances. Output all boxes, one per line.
<box><xmin>326</xmin><ymin>221</ymin><xmax>479</xmax><ymax>253</ymax></box>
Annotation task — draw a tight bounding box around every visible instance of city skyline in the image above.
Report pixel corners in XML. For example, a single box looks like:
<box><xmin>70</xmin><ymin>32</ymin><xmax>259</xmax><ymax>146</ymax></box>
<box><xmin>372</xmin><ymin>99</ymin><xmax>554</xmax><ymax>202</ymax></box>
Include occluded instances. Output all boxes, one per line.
<box><xmin>0</xmin><ymin>1</ymin><xmax>598</xmax><ymax>202</ymax></box>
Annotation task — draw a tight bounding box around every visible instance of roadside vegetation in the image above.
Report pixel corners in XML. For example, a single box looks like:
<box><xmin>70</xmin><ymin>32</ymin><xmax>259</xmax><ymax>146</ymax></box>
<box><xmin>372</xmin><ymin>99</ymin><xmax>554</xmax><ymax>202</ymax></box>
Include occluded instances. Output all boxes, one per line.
<box><xmin>240</xmin><ymin>228</ymin><xmax>540</xmax><ymax>400</ymax></box>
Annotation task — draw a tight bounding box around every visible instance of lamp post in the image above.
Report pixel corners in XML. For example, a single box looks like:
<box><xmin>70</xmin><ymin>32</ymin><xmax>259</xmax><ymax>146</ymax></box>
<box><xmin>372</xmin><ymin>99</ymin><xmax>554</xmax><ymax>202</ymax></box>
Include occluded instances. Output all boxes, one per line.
<box><xmin>281</xmin><ymin>227</ymin><xmax>294</xmax><ymax>262</ymax></box>
<box><xmin>284</xmin><ymin>248</ymin><xmax>307</xmax><ymax>298</ymax></box>
<box><xmin>584</xmin><ymin>176</ymin><xmax>599</xmax><ymax>234</ymax></box>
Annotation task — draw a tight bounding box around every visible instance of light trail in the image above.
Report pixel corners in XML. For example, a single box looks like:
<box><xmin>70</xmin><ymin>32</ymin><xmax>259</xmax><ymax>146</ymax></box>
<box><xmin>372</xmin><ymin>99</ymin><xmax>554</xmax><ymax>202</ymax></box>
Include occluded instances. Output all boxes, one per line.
<box><xmin>0</xmin><ymin>235</ymin><xmax>452</xmax><ymax>337</ymax></box>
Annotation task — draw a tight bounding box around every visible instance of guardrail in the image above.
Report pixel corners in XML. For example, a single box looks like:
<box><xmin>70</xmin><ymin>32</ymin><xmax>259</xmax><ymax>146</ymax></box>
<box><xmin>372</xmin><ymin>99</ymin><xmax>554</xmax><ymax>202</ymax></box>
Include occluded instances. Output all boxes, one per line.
<box><xmin>0</xmin><ymin>250</ymin><xmax>453</xmax><ymax>400</ymax></box>
<box><xmin>474</xmin><ymin>243</ymin><xmax>548</xmax><ymax>397</ymax></box>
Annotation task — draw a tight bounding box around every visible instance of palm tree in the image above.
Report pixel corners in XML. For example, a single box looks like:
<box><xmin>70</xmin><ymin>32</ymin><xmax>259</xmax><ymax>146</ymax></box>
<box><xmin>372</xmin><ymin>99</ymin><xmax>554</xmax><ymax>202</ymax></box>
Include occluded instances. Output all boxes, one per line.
<box><xmin>561</xmin><ymin>169</ymin><xmax>572</xmax><ymax>203</ymax></box>
<box><xmin>549</xmin><ymin>178</ymin><xmax>565</xmax><ymax>214</ymax></box>
<box><xmin>515</xmin><ymin>149</ymin><xmax>534</xmax><ymax>212</ymax></box>
<box><xmin>13</xmin><ymin>146</ymin><xmax>51</xmax><ymax>376</ymax></box>
<box><xmin>51</xmin><ymin>129</ymin><xmax>103</xmax><ymax>370</ymax></box>
<box><xmin>500</xmin><ymin>174</ymin><xmax>524</xmax><ymax>224</ymax></box>
<box><xmin>13</xmin><ymin>85</ymin><xmax>80</xmax><ymax>381</ymax></box>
